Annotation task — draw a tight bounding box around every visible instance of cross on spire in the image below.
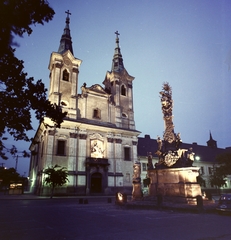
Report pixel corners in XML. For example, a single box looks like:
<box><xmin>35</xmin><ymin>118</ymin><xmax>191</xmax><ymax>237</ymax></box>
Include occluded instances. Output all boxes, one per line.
<box><xmin>115</xmin><ymin>31</ymin><xmax>120</xmax><ymax>38</ymax></box>
<box><xmin>65</xmin><ymin>10</ymin><xmax>71</xmax><ymax>18</ymax></box>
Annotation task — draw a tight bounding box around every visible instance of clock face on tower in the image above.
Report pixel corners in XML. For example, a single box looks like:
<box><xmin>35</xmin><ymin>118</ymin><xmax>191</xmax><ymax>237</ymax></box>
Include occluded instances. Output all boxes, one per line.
<box><xmin>64</xmin><ymin>58</ymin><xmax>71</xmax><ymax>66</ymax></box>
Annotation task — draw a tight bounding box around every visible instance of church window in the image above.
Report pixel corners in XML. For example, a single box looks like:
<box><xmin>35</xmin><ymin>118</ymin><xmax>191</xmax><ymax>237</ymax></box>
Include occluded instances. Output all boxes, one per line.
<box><xmin>122</xmin><ymin>113</ymin><xmax>127</xmax><ymax>118</ymax></box>
<box><xmin>62</xmin><ymin>69</ymin><xmax>69</xmax><ymax>81</ymax></box>
<box><xmin>57</xmin><ymin>140</ymin><xmax>66</xmax><ymax>155</ymax></box>
<box><xmin>93</xmin><ymin>108</ymin><xmax>101</xmax><ymax>119</ymax></box>
<box><xmin>121</xmin><ymin>85</ymin><xmax>126</xmax><ymax>96</ymax></box>
<box><xmin>124</xmin><ymin>147</ymin><xmax>130</xmax><ymax>161</ymax></box>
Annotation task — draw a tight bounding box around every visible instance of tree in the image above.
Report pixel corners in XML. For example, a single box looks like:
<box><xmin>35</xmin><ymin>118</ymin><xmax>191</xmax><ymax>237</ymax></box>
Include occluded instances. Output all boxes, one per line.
<box><xmin>209</xmin><ymin>153</ymin><xmax>231</xmax><ymax>192</ymax></box>
<box><xmin>216</xmin><ymin>152</ymin><xmax>231</xmax><ymax>176</ymax></box>
<box><xmin>209</xmin><ymin>167</ymin><xmax>226</xmax><ymax>191</ymax></box>
<box><xmin>0</xmin><ymin>167</ymin><xmax>20</xmax><ymax>187</ymax></box>
<box><xmin>0</xmin><ymin>0</ymin><xmax>67</xmax><ymax>160</ymax></box>
<box><xmin>43</xmin><ymin>165</ymin><xmax>69</xmax><ymax>198</ymax></box>
<box><xmin>196</xmin><ymin>174</ymin><xmax>206</xmax><ymax>187</ymax></box>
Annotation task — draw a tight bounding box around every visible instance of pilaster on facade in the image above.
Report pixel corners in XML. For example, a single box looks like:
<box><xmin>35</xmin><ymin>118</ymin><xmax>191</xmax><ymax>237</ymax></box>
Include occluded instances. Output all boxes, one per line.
<box><xmin>114</xmin><ymin>79</ymin><xmax>120</xmax><ymax>106</ymax></box>
<box><xmin>128</xmin><ymin>83</ymin><xmax>133</xmax><ymax>110</ymax></box>
<box><xmin>78</xmin><ymin>132</ymin><xmax>87</xmax><ymax>172</ymax></box>
<box><xmin>45</xmin><ymin>129</ymin><xmax>56</xmax><ymax>168</ymax></box>
<box><xmin>68</xmin><ymin>132</ymin><xmax>78</xmax><ymax>170</ymax></box>
<box><xmin>132</xmin><ymin>140</ymin><xmax>138</xmax><ymax>163</ymax></box>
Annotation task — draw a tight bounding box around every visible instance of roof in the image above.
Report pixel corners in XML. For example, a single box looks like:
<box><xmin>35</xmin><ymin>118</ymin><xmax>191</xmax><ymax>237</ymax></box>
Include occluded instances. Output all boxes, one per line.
<box><xmin>138</xmin><ymin>135</ymin><xmax>231</xmax><ymax>164</ymax></box>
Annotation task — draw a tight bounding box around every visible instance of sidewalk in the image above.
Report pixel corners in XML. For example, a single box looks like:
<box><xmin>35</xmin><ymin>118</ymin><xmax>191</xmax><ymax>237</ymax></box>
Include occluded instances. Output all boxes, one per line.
<box><xmin>0</xmin><ymin>191</ymin><xmax>116</xmax><ymax>201</ymax></box>
<box><xmin>0</xmin><ymin>191</ymin><xmax>219</xmax><ymax>214</ymax></box>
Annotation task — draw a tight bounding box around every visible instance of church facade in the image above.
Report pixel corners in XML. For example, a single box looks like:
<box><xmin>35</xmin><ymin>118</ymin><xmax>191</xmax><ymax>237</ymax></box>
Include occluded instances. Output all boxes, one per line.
<box><xmin>28</xmin><ymin>14</ymin><xmax>140</xmax><ymax>196</ymax></box>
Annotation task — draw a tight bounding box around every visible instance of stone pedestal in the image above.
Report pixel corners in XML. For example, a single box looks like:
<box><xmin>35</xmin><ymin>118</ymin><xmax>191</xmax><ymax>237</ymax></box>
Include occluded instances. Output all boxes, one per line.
<box><xmin>132</xmin><ymin>183</ymin><xmax>143</xmax><ymax>200</ymax></box>
<box><xmin>148</xmin><ymin>167</ymin><xmax>202</xmax><ymax>201</ymax></box>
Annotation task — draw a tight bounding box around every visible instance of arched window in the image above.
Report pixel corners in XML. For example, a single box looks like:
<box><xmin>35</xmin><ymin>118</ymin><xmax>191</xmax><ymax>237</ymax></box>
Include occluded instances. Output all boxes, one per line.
<box><xmin>62</xmin><ymin>69</ymin><xmax>69</xmax><ymax>81</ymax></box>
<box><xmin>121</xmin><ymin>85</ymin><xmax>126</xmax><ymax>96</ymax></box>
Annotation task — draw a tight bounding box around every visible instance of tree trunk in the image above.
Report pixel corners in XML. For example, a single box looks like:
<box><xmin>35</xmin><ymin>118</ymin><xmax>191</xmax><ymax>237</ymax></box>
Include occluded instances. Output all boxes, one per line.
<box><xmin>50</xmin><ymin>186</ymin><xmax>55</xmax><ymax>199</ymax></box>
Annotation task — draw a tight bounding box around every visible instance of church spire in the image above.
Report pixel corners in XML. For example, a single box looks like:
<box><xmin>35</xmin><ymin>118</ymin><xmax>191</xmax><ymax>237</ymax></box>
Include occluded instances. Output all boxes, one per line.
<box><xmin>58</xmin><ymin>10</ymin><xmax>73</xmax><ymax>55</ymax></box>
<box><xmin>207</xmin><ymin>131</ymin><xmax>217</xmax><ymax>148</ymax></box>
<box><xmin>111</xmin><ymin>31</ymin><xmax>124</xmax><ymax>72</ymax></box>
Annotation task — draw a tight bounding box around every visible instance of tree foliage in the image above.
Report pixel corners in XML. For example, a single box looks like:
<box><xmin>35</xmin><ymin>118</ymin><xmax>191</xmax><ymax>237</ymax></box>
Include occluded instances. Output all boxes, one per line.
<box><xmin>216</xmin><ymin>152</ymin><xmax>231</xmax><ymax>175</ymax></box>
<box><xmin>0</xmin><ymin>167</ymin><xmax>20</xmax><ymax>186</ymax></box>
<box><xmin>43</xmin><ymin>165</ymin><xmax>69</xmax><ymax>198</ymax></box>
<box><xmin>209</xmin><ymin>167</ymin><xmax>226</xmax><ymax>189</ymax></box>
<box><xmin>209</xmin><ymin>152</ymin><xmax>231</xmax><ymax>189</ymax></box>
<box><xmin>196</xmin><ymin>174</ymin><xmax>205</xmax><ymax>187</ymax></box>
<box><xmin>0</xmin><ymin>0</ymin><xmax>67</xmax><ymax>160</ymax></box>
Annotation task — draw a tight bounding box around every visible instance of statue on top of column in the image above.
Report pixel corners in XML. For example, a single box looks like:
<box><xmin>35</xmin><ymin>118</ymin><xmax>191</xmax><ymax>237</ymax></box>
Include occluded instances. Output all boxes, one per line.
<box><xmin>155</xmin><ymin>82</ymin><xmax>194</xmax><ymax>169</ymax></box>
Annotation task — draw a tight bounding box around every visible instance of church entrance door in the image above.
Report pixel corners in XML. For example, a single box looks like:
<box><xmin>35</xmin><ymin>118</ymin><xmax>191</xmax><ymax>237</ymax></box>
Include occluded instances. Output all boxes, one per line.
<box><xmin>91</xmin><ymin>173</ymin><xmax>102</xmax><ymax>193</ymax></box>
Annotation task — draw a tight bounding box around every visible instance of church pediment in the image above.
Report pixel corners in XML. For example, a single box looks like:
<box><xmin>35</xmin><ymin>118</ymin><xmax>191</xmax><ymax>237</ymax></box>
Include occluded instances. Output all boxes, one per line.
<box><xmin>87</xmin><ymin>84</ymin><xmax>108</xmax><ymax>94</ymax></box>
<box><xmin>62</xmin><ymin>50</ymin><xmax>82</xmax><ymax>67</ymax></box>
<box><xmin>104</xmin><ymin>69</ymin><xmax>135</xmax><ymax>83</ymax></box>
<box><xmin>120</xmin><ymin>68</ymin><xmax>135</xmax><ymax>81</ymax></box>
<box><xmin>49</xmin><ymin>51</ymin><xmax>82</xmax><ymax>70</ymax></box>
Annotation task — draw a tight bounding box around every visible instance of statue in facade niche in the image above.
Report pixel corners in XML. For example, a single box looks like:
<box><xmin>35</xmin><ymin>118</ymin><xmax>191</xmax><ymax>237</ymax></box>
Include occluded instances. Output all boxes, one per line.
<box><xmin>155</xmin><ymin>82</ymin><xmax>195</xmax><ymax>169</ymax></box>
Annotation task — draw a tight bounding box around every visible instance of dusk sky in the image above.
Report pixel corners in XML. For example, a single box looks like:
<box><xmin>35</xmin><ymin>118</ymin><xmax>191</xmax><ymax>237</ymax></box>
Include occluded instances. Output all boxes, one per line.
<box><xmin>3</xmin><ymin>0</ymin><xmax>231</xmax><ymax>175</ymax></box>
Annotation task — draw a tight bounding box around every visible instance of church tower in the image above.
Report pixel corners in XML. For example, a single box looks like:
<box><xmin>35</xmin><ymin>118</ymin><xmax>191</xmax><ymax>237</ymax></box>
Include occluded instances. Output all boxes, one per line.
<box><xmin>103</xmin><ymin>31</ymin><xmax>136</xmax><ymax>130</ymax></box>
<box><xmin>207</xmin><ymin>131</ymin><xmax>217</xmax><ymax>148</ymax></box>
<box><xmin>48</xmin><ymin>11</ymin><xmax>82</xmax><ymax>119</ymax></box>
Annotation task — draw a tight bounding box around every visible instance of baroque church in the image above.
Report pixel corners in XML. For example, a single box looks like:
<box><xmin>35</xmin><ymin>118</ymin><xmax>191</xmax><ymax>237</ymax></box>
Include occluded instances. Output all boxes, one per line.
<box><xmin>28</xmin><ymin>13</ymin><xmax>140</xmax><ymax>195</ymax></box>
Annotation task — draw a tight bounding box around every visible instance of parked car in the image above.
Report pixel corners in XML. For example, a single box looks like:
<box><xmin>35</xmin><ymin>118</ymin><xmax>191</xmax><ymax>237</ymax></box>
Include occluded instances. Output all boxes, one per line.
<box><xmin>216</xmin><ymin>194</ymin><xmax>231</xmax><ymax>213</ymax></box>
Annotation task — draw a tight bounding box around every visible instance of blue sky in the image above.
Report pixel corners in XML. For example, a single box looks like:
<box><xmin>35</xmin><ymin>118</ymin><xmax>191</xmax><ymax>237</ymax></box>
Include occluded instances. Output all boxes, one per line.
<box><xmin>3</xmin><ymin>0</ymin><xmax>231</xmax><ymax>175</ymax></box>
